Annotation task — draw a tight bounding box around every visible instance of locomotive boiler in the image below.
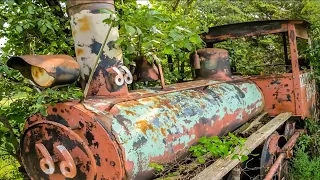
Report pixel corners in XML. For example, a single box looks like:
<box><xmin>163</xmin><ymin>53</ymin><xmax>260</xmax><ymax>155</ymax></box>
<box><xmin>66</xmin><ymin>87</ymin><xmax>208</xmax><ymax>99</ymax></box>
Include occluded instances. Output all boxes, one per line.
<box><xmin>6</xmin><ymin>0</ymin><xmax>317</xmax><ymax>180</ymax></box>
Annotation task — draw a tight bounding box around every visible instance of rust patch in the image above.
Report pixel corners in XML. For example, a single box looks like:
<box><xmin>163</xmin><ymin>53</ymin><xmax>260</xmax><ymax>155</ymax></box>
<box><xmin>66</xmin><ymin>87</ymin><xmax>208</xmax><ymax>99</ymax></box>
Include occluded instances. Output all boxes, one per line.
<box><xmin>125</xmin><ymin>110</ymin><xmax>137</xmax><ymax>116</ymax></box>
<box><xmin>78</xmin><ymin>16</ymin><xmax>90</xmax><ymax>32</ymax></box>
<box><xmin>76</xmin><ymin>48</ymin><xmax>84</xmax><ymax>56</ymax></box>
<box><xmin>135</xmin><ymin>120</ymin><xmax>155</xmax><ymax>135</ymax></box>
<box><xmin>160</xmin><ymin>128</ymin><xmax>166</xmax><ymax>136</ymax></box>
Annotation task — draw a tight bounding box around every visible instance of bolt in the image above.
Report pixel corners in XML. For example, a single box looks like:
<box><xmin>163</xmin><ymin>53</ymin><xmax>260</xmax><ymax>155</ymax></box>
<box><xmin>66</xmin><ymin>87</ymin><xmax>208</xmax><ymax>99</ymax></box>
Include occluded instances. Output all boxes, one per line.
<box><xmin>110</xmin><ymin>161</ymin><xmax>115</xmax><ymax>166</ymax></box>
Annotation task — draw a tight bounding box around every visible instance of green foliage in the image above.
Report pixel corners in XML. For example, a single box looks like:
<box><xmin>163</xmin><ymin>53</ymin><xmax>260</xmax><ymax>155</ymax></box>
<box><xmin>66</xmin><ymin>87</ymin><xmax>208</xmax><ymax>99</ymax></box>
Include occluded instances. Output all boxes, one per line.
<box><xmin>0</xmin><ymin>1</ymin><xmax>80</xmax><ymax>176</ymax></box>
<box><xmin>290</xmin><ymin>149</ymin><xmax>320</xmax><ymax>180</ymax></box>
<box><xmin>0</xmin><ymin>0</ymin><xmax>74</xmax><ymax>56</ymax></box>
<box><xmin>290</xmin><ymin>119</ymin><xmax>320</xmax><ymax>179</ymax></box>
<box><xmin>304</xmin><ymin>40</ymin><xmax>320</xmax><ymax>86</ymax></box>
<box><xmin>189</xmin><ymin>133</ymin><xmax>248</xmax><ymax>164</ymax></box>
<box><xmin>0</xmin><ymin>155</ymin><xmax>23</xmax><ymax>180</ymax></box>
<box><xmin>102</xmin><ymin>1</ymin><xmax>206</xmax><ymax>84</ymax></box>
<box><xmin>148</xmin><ymin>163</ymin><xmax>164</xmax><ymax>173</ymax></box>
<box><xmin>0</xmin><ymin>65</ymin><xmax>83</xmax><ymax>160</ymax></box>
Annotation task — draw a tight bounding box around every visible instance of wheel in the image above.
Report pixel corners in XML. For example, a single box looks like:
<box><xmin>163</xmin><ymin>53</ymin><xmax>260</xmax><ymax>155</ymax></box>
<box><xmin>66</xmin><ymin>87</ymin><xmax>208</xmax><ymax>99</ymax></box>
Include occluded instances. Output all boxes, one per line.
<box><xmin>260</xmin><ymin>132</ymin><xmax>288</xmax><ymax>180</ymax></box>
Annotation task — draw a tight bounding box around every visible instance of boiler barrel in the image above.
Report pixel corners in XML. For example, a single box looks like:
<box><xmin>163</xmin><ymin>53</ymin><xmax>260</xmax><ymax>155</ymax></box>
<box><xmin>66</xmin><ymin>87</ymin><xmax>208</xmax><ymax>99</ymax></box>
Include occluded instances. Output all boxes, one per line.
<box><xmin>20</xmin><ymin>80</ymin><xmax>264</xmax><ymax>180</ymax></box>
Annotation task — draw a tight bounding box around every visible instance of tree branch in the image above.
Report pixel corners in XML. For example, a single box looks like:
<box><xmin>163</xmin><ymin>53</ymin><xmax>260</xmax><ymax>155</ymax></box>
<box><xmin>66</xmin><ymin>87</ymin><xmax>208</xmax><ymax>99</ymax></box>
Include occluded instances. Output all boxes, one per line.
<box><xmin>0</xmin><ymin>116</ymin><xmax>21</xmax><ymax>165</ymax></box>
<box><xmin>184</xmin><ymin>0</ymin><xmax>195</xmax><ymax>15</ymax></box>
<box><xmin>45</xmin><ymin>0</ymin><xmax>65</xmax><ymax>19</ymax></box>
<box><xmin>172</xmin><ymin>0</ymin><xmax>181</xmax><ymax>11</ymax></box>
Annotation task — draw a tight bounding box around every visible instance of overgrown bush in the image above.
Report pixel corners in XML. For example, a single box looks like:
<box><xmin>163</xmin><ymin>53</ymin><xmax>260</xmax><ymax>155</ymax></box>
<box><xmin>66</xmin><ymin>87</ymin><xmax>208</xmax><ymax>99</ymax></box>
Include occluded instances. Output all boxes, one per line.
<box><xmin>289</xmin><ymin>119</ymin><xmax>320</xmax><ymax>179</ymax></box>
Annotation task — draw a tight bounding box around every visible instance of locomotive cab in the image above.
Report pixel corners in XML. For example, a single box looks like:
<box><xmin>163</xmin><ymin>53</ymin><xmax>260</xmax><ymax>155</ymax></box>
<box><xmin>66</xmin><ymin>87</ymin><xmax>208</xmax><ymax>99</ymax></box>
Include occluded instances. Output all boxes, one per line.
<box><xmin>200</xmin><ymin>20</ymin><xmax>317</xmax><ymax>119</ymax></box>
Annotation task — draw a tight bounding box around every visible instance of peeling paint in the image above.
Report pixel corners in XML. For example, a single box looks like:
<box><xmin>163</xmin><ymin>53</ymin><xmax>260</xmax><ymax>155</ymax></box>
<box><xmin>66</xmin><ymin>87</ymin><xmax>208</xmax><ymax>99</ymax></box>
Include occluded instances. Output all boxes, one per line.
<box><xmin>106</xmin><ymin>80</ymin><xmax>263</xmax><ymax>179</ymax></box>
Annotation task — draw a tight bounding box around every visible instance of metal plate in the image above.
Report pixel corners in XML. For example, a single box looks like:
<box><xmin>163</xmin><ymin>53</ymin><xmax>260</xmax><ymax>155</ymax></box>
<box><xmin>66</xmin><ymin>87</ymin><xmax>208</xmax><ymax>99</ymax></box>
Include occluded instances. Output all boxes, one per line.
<box><xmin>21</xmin><ymin>121</ymin><xmax>97</xmax><ymax>180</ymax></box>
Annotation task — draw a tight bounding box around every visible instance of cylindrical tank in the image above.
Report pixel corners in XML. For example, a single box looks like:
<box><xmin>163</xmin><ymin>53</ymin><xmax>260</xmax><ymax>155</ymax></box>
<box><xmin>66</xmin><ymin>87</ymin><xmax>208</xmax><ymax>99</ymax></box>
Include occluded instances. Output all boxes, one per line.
<box><xmin>20</xmin><ymin>79</ymin><xmax>264</xmax><ymax>180</ymax></box>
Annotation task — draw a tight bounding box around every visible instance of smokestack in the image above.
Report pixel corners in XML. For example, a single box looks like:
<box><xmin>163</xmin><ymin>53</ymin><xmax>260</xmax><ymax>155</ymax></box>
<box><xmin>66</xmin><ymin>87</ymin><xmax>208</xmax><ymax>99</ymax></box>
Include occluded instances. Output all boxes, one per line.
<box><xmin>67</xmin><ymin>0</ymin><xmax>129</xmax><ymax>97</ymax></box>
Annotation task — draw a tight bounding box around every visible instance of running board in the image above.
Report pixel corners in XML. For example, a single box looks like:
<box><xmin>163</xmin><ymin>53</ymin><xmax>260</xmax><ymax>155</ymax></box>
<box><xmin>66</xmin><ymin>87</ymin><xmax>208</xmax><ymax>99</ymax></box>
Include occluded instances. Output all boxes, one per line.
<box><xmin>192</xmin><ymin>112</ymin><xmax>292</xmax><ymax>180</ymax></box>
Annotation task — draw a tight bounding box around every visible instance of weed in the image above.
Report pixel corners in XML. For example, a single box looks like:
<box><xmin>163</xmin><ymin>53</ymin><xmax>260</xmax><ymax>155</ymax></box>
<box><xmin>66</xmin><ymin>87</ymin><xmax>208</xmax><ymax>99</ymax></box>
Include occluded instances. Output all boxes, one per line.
<box><xmin>189</xmin><ymin>132</ymin><xmax>248</xmax><ymax>163</ymax></box>
<box><xmin>290</xmin><ymin>118</ymin><xmax>320</xmax><ymax>179</ymax></box>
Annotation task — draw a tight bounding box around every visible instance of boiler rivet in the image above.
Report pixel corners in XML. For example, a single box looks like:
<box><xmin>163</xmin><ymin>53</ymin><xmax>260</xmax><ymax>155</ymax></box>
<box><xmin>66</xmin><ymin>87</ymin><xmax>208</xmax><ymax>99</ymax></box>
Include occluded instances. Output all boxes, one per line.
<box><xmin>110</xmin><ymin>161</ymin><xmax>115</xmax><ymax>166</ymax></box>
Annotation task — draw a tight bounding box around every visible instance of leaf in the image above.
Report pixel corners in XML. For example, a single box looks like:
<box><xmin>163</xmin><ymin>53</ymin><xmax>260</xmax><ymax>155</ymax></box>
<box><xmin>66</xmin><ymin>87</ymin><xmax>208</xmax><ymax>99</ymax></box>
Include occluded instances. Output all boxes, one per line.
<box><xmin>251</xmin><ymin>153</ymin><xmax>259</xmax><ymax>157</ymax></box>
<box><xmin>7</xmin><ymin>18</ymin><xmax>13</xmax><ymax>23</ymax></box>
<box><xmin>9</xmin><ymin>115</ymin><xmax>24</xmax><ymax>123</ymax></box>
<box><xmin>231</xmin><ymin>154</ymin><xmax>239</xmax><ymax>160</ymax></box>
<box><xmin>198</xmin><ymin>157</ymin><xmax>206</xmax><ymax>164</ymax></box>
<box><xmin>40</xmin><ymin>25</ymin><xmax>47</xmax><ymax>34</ymax></box>
<box><xmin>15</xmin><ymin>25</ymin><xmax>23</xmax><ymax>33</ymax></box>
<box><xmin>241</xmin><ymin>155</ymin><xmax>249</xmax><ymax>162</ymax></box>
<box><xmin>27</xmin><ymin>5</ymin><xmax>34</xmax><ymax>14</ymax></box>
<box><xmin>23</xmin><ymin>24</ymin><xmax>30</xmax><ymax>29</ymax></box>
<box><xmin>164</xmin><ymin>46</ymin><xmax>174</xmax><ymax>55</ymax></box>
<box><xmin>46</xmin><ymin>22</ymin><xmax>54</xmax><ymax>31</ymax></box>
<box><xmin>37</xmin><ymin>96</ymin><xmax>44</xmax><ymax>104</ymax></box>
<box><xmin>211</xmin><ymin>136</ymin><xmax>222</xmax><ymax>143</ymax></box>
<box><xmin>127</xmin><ymin>44</ymin><xmax>135</xmax><ymax>54</ymax></box>
<box><xmin>228</xmin><ymin>132</ymin><xmax>236</xmax><ymax>139</ymax></box>
<box><xmin>4</xmin><ymin>142</ymin><xmax>13</xmax><ymax>152</ymax></box>
<box><xmin>0</xmin><ymin>126</ymin><xmax>9</xmax><ymax>133</ymax></box>
<box><xmin>199</xmin><ymin>137</ymin><xmax>208</xmax><ymax>143</ymax></box>
<box><xmin>37</xmin><ymin>20</ymin><xmax>43</xmax><ymax>26</ymax></box>
<box><xmin>125</xmin><ymin>24</ymin><xmax>136</xmax><ymax>35</ymax></box>
<box><xmin>183</xmin><ymin>40</ymin><xmax>192</xmax><ymax>51</ymax></box>
<box><xmin>39</xmin><ymin>107</ymin><xmax>48</xmax><ymax>116</ymax></box>
<box><xmin>189</xmin><ymin>35</ymin><xmax>202</xmax><ymax>44</ymax></box>
<box><xmin>102</xmin><ymin>19</ymin><xmax>112</xmax><ymax>25</ymax></box>
<box><xmin>149</xmin><ymin>10</ymin><xmax>161</xmax><ymax>15</ymax></box>
<box><xmin>169</xmin><ymin>31</ymin><xmax>181</xmax><ymax>41</ymax></box>
<box><xmin>136</xmin><ymin>27</ymin><xmax>142</xmax><ymax>35</ymax></box>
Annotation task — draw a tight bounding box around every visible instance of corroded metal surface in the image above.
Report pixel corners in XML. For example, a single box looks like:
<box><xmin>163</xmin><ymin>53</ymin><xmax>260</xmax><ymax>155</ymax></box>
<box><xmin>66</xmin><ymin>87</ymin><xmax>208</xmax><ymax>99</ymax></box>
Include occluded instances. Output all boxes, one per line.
<box><xmin>22</xmin><ymin>103</ymin><xmax>125</xmax><ymax>180</ymax></box>
<box><xmin>264</xmin><ymin>130</ymin><xmax>302</xmax><ymax>180</ymax></box>
<box><xmin>247</xmin><ymin>73</ymin><xmax>295</xmax><ymax>117</ymax></box>
<box><xmin>133</xmin><ymin>56</ymin><xmax>160</xmax><ymax>82</ymax></box>
<box><xmin>193</xmin><ymin>48</ymin><xmax>232</xmax><ymax>81</ymax></box>
<box><xmin>7</xmin><ymin>55</ymin><xmax>80</xmax><ymax>87</ymax></box>
<box><xmin>17</xmin><ymin>17</ymin><xmax>315</xmax><ymax>180</ymax></box>
<box><xmin>107</xmin><ymin>80</ymin><xmax>264</xmax><ymax>179</ymax></box>
<box><xmin>260</xmin><ymin>133</ymin><xmax>287</xmax><ymax>177</ymax></box>
<box><xmin>245</xmin><ymin>71</ymin><xmax>316</xmax><ymax>118</ymax></box>
<box><xmin>21</xmin><ymin>79</ymin><xmax>264</xmax><ymax>179</ymax></box>
<box><xmin>299</xmin><ymin>72</ymin><xmax>317</xmax><ymax>119</ymax></box>
<box><xmin>288</xmin><ymin>23</ymin><xmax>303</xmax><ymax>116</ymax></box>
<box><xmin>201</xmin><ymin>20</ymin><xmax>309</xmax><ymax>44</ymax></box>
<box><xmin>67</xmin><ymin>0</ymin><xmax>129</xmax><ymax>96</ymax></box>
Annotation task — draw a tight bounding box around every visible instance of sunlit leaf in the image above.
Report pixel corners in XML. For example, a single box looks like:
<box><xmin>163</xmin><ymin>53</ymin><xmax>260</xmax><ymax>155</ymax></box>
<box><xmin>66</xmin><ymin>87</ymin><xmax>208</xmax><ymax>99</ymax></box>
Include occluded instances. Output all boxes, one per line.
<box><xmin>164</xmin><ymin>46</ymin><xmax>174</xmax><ymax>54</ymax></box>
<box><xmin>15</xmin><ymin>26</ymin><xmax>22</xmax><ymax>33</ymax></box>
<box><xmin>125</xmin><ymin>24</ymin><xmax>136</xmax><ymax>35</ymax></box>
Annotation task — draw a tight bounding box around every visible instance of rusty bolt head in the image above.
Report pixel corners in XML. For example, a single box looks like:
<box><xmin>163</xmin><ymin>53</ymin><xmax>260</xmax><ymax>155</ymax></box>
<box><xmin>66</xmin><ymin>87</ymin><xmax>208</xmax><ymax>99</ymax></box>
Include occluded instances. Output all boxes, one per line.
<box><xmin>110</xmin><ymin>161</ymin><xmax>115</xmax><ymax>166</ymax></box>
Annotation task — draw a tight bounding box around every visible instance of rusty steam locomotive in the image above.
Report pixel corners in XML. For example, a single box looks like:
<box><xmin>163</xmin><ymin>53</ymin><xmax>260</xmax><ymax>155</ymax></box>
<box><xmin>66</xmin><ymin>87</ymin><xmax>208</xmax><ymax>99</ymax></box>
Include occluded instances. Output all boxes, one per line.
<box><xmin>6</xmin><ymin>0</ymin><xmax>317</xmax><ymax>180</ymax></box>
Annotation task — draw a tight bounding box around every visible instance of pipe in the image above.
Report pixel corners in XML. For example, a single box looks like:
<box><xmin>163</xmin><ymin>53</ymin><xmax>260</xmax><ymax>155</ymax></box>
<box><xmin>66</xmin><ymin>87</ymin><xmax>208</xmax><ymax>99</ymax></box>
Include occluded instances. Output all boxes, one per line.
<box><xmin>264</xmin><ymin>130</ymin><xmax>302</xmax><ymax>180</ymax></box>
<box><xmin>231</xmin><ymin>165</ymin><xmax>241</xmax><ymax>180</ymax></box>
<box><xmin>66</xmin><ymin>0</ymin><xmax>129</xmax><ymax>97</ymax></box>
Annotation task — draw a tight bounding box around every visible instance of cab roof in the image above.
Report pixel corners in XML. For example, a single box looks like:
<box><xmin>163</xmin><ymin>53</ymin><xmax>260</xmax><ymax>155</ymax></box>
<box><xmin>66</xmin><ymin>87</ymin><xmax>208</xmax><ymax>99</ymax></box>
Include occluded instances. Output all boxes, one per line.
<box><xmin>201</xmin><ymin>20</ymin><xmax>310</xmax><ymax>43</ymax></box>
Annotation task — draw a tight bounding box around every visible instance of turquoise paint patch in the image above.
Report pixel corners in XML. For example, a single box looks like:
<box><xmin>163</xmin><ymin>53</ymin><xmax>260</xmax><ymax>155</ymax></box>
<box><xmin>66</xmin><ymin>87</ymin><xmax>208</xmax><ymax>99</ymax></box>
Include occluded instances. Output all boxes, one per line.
<box><xmin>109</xmin><ymin>81</ymin><xmax>264</xmax><ymax>177</ymax></box>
